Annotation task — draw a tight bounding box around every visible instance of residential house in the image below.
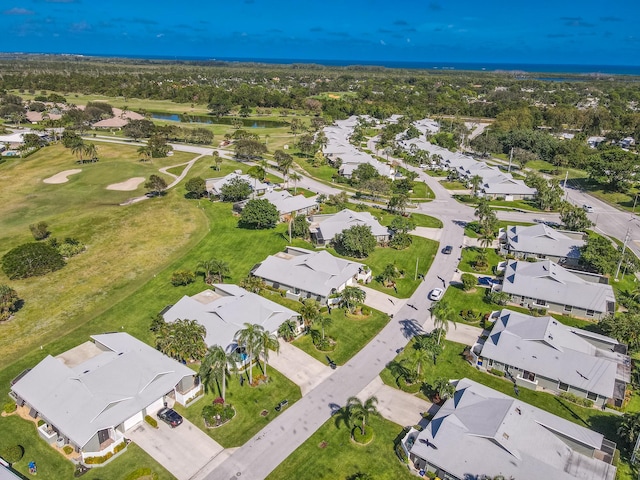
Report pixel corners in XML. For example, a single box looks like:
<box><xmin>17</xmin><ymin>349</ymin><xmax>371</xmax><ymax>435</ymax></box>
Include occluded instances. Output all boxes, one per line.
<box><xmin>162</xmin><ymin>285</ymin><xmax>301</xmax><ymax>354</ymax></box>
<box><xmin>620</xmin><ymin>137</ymin><xmax>635</xmax><ymax>149</ymax></box>
<box><xmin>256</xmin><ymin>190</ymin><xmax>318</xmax><ymax>220</ymax></box>
<box><xmin>473</xmin><ymin>309</ymin><xmax>630</xmax><ymax>406</ymax></box>
<box><xmin>402</xmin><ymin>378</ymin><xmax>617</xmax><ymax>480</ymax></box>
<box><xmin>252</xmin><ymin>246</ymin><xmax>371</xmax><ymax>304</ymax></box>
<box><xmin>206</xmin><ymin>170</ymin><xmax>270</xmax><ymax>197</ymax></box>
<box><xmin>500</xmin><ymin>259</ymin><xmax>615</xmax><ymax>319</ymax></box>
<box><xmin>308</xmin><ymin>209</ymin><xmax>390</xmax><ymax>246</ymax></box>
<box><xmin>499</xmin><ymin>224</ymin><xmax>586</xmax><ymax>266</ymax></box>
<box><xmin>588</xmin><ymin>136</ymin><xmax>606</xmax><ymax>148</ymax></box>
<box><xmin>10</xmin><ymin>333</ymin><xmax>201</xmax><ymax>463</ymax></box>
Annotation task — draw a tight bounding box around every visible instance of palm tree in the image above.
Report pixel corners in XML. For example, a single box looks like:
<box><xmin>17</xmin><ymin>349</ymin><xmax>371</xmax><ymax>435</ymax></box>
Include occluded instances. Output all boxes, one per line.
<box><xmin>71</xmin><ymin>140</ymin><xmax>86</xmax><ymax>162</ymax></box>
<box><xmin>197</xmin><ymin>259</ymin><xmax>217</xmax><ymax>284</ymax></box>
<box><xmin>138</xmin><ymin>145</ymin><xmax>151</xmax><ymax>162</ymax></box>
<box><xmin>278</xmin><ymin>319</ymin><xmax>298</xmax><ymax>342</ymax></box>
<box><xmin>234</xmin><ymin>323</ymin><xmax>264</xmax><ymax>383</ymax></box>
<box><xmin>346</xmin><ymin>396</ymin><xmax>380</xmax><ymax>436</ymax></box>
<box><xmin>470</xmin><ymin>174</ymin><xmax>483</xmax><ymax>195</ymax></box>
<box><xmin>155</xmin><ymin>318</ymin><xmax>207</xmax><ymax>362</ymax></box>
<box><xmin>431</xmin><ymin>377</ymin><xmax>455</xmax><ymax>403</ymax></box>
<box><xmin>212</xmin><ymin>150</ymin><xmax>222</xmax><ymax>170</ymax></box>
<box><xmin>299</xmin><ymin>298</ymin><xmax>321</xmax><ymax>330</ymax></box>
<box><xmin>247</xmin><ymin>165</ymin><xmax>266</xmax><ymax>197</ymax></box>
<box><xmin>84</xmin><ymin>143</ymin><xmax>98</xmax><ymax>162</ymax></box>
<box><xmin>209</xmin><ymin>258</ymin><xmax>230</xmax><ymax>283</ymax></box>
<box><xmin>617</xmin><ymin>412</ymin><xmax>640</xmax><ymax>448</ymax></box>
<box><xmin>403</xmin><ymin>348</ymin><xmax>430</xmax><ymax>382</ymax></box>
<box><xmin>341</xmin><ymin>286</ymin><xmax>366</xmax><ymax>314</ymax></box>
<box><xmin>240</xmin><ymin>275</ymin><xmax>265</xmax><ymax>293</ymax></box>
<box><xmin>379</xmin><ymin>263</ymin><xmax>399</xmax><ymax>287</ymax></box>
<box><xmin>256</xmin><ymin>328</ymin><xmax>279</xmax><ymax>376</ymax></box>
<box><xmin>479</xmin><ymin>226</ymin><xmax>496</xmax><ymax>249</ymax></box>
<box><xmin>414</xmin><ymin>334</ymin><xmax>443</xmax><ymax>365</ymax></box>
<box><xmin>199</xmin><ymin>345</ymin><xmax>229</xmax><ymax>400</ymax></box>
<box><xmin>316</xmin><ymin>315</ymin><xmax>333</xmax><ymax>340</ymax></box>
<box><xmin>430</xmin><ymin>300</ymin><xmax>456</xmax><ymax>345</ymax></box>
<box><xmin>289</xmin><ymin>172</ymin><xmax>302</xmax><ymax>194</ymax></box>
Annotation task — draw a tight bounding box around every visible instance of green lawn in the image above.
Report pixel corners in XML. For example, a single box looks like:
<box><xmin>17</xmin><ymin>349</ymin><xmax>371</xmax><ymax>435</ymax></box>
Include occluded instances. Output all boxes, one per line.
<box><xmin>380</xmin><ymin>339</ymin><xmax>627</xmax><ymax>465</ymax></box>
<box><xmin>294</xmin><ymin>156</ymin><xmax>339</xmax><ymax>183</ymax></box>
<box><xmin>407</xmin><ymin>180</ymin><xmax>434</xmax><ymax>200</ymax></box>
<box><xmin>267</xmin><ymin>415</ymin><xmax>412</xmax><ymax>480</ymax></box>
<box><xmin>424</xmin><ymin>169</ymin><xmax>447</xmax><ymax>177</ymax></box>
<box><xmin>458</xmin><ymin>247</ymin><xmax>504</xmax><ymax>274</ymax></box>
<box><xmin>440</xmin><ymin>180</ymin><xmax>467</xmax><ymax>190</ymax></box>
<box><xmin>174</xmin><ymin>367</ymin><xmax>301</xmax><ymax>448</ymax></box>
<box><xmin>292</xmin><ymin>308</ymin><xmax>390</xmax><ymax>365</ymax></box>
<box><xmin>327</xmin><ymin>236</ymin><xmax>439</xmax><ymax>299</ymax></box>
<box><xmin>0</xmin><ymin>414</ymin><xmax>174</xmax><ymax>480</ymax></box>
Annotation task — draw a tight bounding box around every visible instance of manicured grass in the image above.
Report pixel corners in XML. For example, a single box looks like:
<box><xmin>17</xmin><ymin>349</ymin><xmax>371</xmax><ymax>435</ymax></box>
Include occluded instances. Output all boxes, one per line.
<box><xmin>294</xmin><ymin>156</ymin><xmax>339</xmax><ymax>183</ymax></box>
<box><xmin>327</xmin><ymin>236</ymin><xmax>439</xmax><ymax>299</ymax></box>
<box><xmin>440</xmin><ymin>180</ymin><xmax>467</xmax><ymax>190</ymax></box>
<box><xmin>267</xmin><ymin>415</ymin><xmax>412</xmax><ymax>480</ymax></box>
<box><xmin>380</xmin><ymin>339</ymin><xmax>626</xmax><ymax>460</ymax></box>
<box><xmin>174</xmin><ymin>367</ymin><xmax>302</xmax><ymax>448</ymax></box>
<box><xmin>292</xmin><ymin>307</ymin><xmax>390</xmax><ymax>365</ymax></box>
<box><xmin>0</xmin><ymin>143</ymin><xmax>203</xmax><ymax>365</ymax></box>
<box><xmin>424</xmin><ymin>169</ymin><xmax>447</xmax><ymax>177</ymax></box>
<box><xmin>0</xmin><ymin>414</ymin><xmax>174</xmax><ymax>480</ymax></box>
<box><xmin>459</xmin><ymin>247</ymin><xmax>503</xmax><ymax>274</ymax></box>
<box><xmin>407</xmin><ymin>180</ymin><xmax>434</xmax><ymax>200</ymax></box>
<box><xmin>286</xmin><ymin>187</ymin><xmax>316</xmax><ymax>198</ymax></box>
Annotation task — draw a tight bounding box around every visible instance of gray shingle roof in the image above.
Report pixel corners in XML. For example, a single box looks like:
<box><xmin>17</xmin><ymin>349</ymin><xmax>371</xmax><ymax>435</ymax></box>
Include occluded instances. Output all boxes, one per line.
<box><xmin>310</xmin><ymin>209</ymin><xmax>389</xmax><ymax>243</ymax></box>
<box><xmin>206</xmin><ymin>171</ymin><xmax>269</xmax><ymax>196</ymax></box>
<box><xmin>252</xmin><ymin>247</ymin><xmax>365</xmax><ymax>297</ymax></box>
<box><xmin>503</xmin><ymin>224</ymin><xmax>585</xmax><ymax>259</ymax></box>
<box><xmin>480</xmin><ymin>309</ymin><xmax>629</xmax><ymax>398</ymax></box>
<box><xmin>162</xmin><ymin>286</ymin><xmax>298</xmax><ymax>351</ymax></box>
<box><xmin>501</xmin><ymin>260</ymin><xmax>615</xmax><ymax>313</ymax></box>
<box><xmin>11</xmin><ymin>333</ymin><xmax>196</xmax><ymax>448</ymax></box>
<box><xmin>260</xmin><ymin>190</ymin><xmax>318</xmax><ymax>216</ymax></box>
<box><xmin>410</xmin><ymin>378</ymin><xmax>616</xmax><ymax>480</ymax></box>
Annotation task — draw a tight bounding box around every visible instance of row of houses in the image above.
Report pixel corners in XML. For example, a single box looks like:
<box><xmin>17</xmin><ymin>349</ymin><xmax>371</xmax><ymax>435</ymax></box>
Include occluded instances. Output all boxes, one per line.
<box><xmin>322</xmin><ymin>116</ymin><xmax>395</xmax><ymax>179</ymax></box>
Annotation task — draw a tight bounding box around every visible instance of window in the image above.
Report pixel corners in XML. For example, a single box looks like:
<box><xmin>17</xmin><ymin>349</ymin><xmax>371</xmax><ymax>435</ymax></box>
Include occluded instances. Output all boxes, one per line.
<box><xmin>558</xmin><ymin>382</ymin><xmax>569</xmax><ymax>392</ymax></box>
<box><xmin>533</xmin><ymin>299</ymin><xmax>548</xmax><ymax>307</ymax></box>
<box><xmin>520</xmin><ymin>296</ymin><xmax>526</xmax><ymax>302</ymax></box>
<box><xmin>523</xmin><ymin>371</ymin><xmax>536</xmax><ymax>382</ymax></box>
<box><xmin>587</xmin><ymin>391</ymin><xmax>598</xmax><ymax>401</ymax></box>
<box><xmin>586</xmin><ymin>309</ymin><xmax>595</xmax><ymax>317</ymax></box>
<box><xmin>564</xmin><ymin>305</ymin><xmax>573</xmax><ymax>313</ymax></box>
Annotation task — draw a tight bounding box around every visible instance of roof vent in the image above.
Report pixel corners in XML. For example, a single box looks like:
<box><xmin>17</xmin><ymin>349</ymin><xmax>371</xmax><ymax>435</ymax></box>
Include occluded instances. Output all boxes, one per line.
<box><xmin>548</xmin><ymin>334</ymin><xmax>554</xmax><ymax>340</ymax></box>
<box><xmin>503</xmin><ymin>432</ymin><xmax>510</xmax><ymax>440</ymax></box>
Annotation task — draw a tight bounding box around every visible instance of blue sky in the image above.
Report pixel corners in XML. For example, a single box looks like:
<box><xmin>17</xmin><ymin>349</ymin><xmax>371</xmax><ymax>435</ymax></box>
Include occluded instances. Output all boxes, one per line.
<box><xmin>1</xmin><ymin>0</ymin><xmax>638</xmax><ymax>66</ymax></box>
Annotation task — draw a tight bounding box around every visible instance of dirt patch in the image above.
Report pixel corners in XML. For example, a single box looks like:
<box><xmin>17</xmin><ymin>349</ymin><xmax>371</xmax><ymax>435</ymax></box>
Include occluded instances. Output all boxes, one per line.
<box><xmin>106</xmin><ymin>177</ymin><xmax>146</xmax><ymax>191</ymax></box>
<box><xmin>318</xmin><ymin>441</ymin><xmax>328</xmax><ymax>449</ymax></box>
<box><xmin>43</xmin><ymin>169</ymin><xmax>82</xmax><ymax>184</ymax></box>
<box><xmin>260</xmin><ymin>409</ymin><xmax>269</xmax><ymax>417</ymax></box>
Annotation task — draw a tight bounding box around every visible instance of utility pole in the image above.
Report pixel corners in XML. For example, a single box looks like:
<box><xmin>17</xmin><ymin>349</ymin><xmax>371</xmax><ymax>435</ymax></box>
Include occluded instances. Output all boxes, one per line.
<box><xmin>564</xmin><ymin>171</ymin><xmax>569</xmax><ymax>201</ymax></box>
<box><xmin>507</xmin><ymin>147</ymin><xmax>513</xmax><ymax>173</ymax></box>
<box><xmin>414</xmin><ymin>257</ymin><xmax>419</xmax><ymax>281</ymax></box>
<box><xmin>614</xmin><ymin>224</ymin><xmax>631</xmax><ymax>282</ymax></box>
<box><xmin>633</xmin><ymin>193</ymin><xmax>639</xmax><ymax>214</ymax></box>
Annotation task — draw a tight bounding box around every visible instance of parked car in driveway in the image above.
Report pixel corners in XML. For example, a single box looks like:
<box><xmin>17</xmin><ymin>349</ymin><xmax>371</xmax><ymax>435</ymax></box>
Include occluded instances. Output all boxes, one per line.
<box><xmin>478</xmin><ymin>276</ymin><xmax>500</xmax><ymax>287</ymax></box>
<box><xmin>429</xmin><ymin>288</ymin><xmax>444</xmax><ymax>301</ymax></box>
<box><xmin>442</xmin><ymin>245</ymin><xmax>453</xmax><ymax>255</ymax></box>
<box><xmin>157</xmin><ymin>408</ymin><xmax>183</xmax><ymax>428</ymax></box>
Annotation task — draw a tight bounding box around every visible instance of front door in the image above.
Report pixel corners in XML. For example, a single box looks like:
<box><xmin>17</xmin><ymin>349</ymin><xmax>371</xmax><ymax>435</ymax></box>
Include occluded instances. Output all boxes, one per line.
<box><xmin>97</xmin><ymin>429</ymin><xmax>110</xmax><ymax>445</ymax></box>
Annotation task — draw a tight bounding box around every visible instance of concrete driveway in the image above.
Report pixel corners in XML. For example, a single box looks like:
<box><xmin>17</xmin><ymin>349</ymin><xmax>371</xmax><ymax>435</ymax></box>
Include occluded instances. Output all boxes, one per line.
<box><xmin>357</xmin><ymin>376</ymin><xmax>434</xmax><ymax>427</ymax></box>
<box><xmin>360</xmin><ymin>285</ymin><xmax>406</xmax><ymax>315</ymax></box>
<box><xmin>127</xmin><ymin>416</ymin><xmax>224</xmax><ymax>480</ymax></box>
<box><xmin>268</xmin><ymin>339</ymin><xmax>334</xmax><ymax>395</ymax></box>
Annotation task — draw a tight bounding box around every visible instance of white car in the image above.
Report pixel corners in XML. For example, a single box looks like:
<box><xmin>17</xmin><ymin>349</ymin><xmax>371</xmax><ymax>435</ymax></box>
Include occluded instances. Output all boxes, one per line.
<box><xmin>583</xmin><ymin>204</ymin><xmax>594</xmax><ymax>213</ymax></box>
<box><xmin>429</xmin><ymin>288</ymin><xmax>444</xmax><ymax>301</ymax></box>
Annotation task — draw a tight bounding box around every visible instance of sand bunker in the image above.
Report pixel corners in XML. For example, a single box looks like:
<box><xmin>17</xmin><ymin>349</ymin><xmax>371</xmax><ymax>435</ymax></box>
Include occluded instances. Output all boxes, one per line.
<box><xmin>106</xmin><ymin>177</ymin><xmax>146</xmax><ymax>191</ymax></box>
<box><xmin>43</xmin><ymin>169</ymin><xmax>82</xmax><ymax>184</ymax></box>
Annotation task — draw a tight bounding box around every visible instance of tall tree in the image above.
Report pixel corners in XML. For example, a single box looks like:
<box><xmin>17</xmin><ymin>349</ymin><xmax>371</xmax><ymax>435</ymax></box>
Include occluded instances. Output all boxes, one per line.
<box><xmin>299</xmin><ymin>298</ymin><xmax>321</xmax><ymax>330</ymax></box>
<box><xmin>234</xmin><ymin>323</ymin><xmax>264</xmax><ymax>383</ymax></box>
<box><xmin>346</xmin><ymin>396</ymin><xmax>380</xmax><ymax>436</ymax></box>
<box><xmin>316</xmin><ymin>315</ymin><xmax>333</xmax><ymax>341</ymax></box>
<box><xmin>145</xmin><ymin>174</ymin><xmax>168</xmax><ymax>195</ymax></box>
<box><xmin>289</xmin><ymin>172</ymin><xmax>302</xmax><ymax>194</ymax></box>
<box><xmin>334</xmin><ymin>225</ymin><xmax>377</xmax><ymax>258</ymax></box>
<box><xmin>341</xmin><ymin>286</ymin><xmax>366</xmax><ymax>314</ymax></box>
<box><xmin>256</xmin><ymin>328</ymin><xmax>279</xmax><ymax>376</ymax></box>
<box><xmin>199</xmin><ymin>345</ymin><xmax>230</xmax><ymax>401</ymax></box>
<box><xmin>431</xmin><ymin>300</ymin><xmax>456</xmax><ymax>344</ymax></box>
<box><xmin>0</xmin><ymin>285</ymin><xmax>20</xmax><ymax>322</ymax></box>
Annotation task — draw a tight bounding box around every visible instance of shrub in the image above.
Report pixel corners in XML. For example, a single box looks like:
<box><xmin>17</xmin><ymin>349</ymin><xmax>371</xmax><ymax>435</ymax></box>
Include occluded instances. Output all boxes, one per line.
<box><xmin>558</xmin><ymin>392</ymin><xmax>594</xmax><ymax>408</ymax></box>
<box><xmin>485</xmin><ymin>290</ymin><xmax>510</xmax><ymax>306</ymax></box>
<box><xmin>2</xmin><ymin>242</ymin><xmax>65</xmax><ymax>279</ymax></box>
<box><xmin>3</xmin><ymin>402</ymin><xmax>17</xmax><ymax>414</ymax></box>
<box><xmin>144</xmin><ymin>415</ymin><xmax>158</xmax><ymax>428</ymax></box>
<box><xmin>361</xmin><ymin>306</ymin><xmax>372</xmax><ymax>316</ymax></box>
<box><xmin>489</xmin><ymin>368</ymin><xmax>505</xmax><ymax>377</ymax></box>
<box><xmin>397</xmin><ymin>376</ymin><xmax>421</xmax><ymax>394</ymax></box>
<box><xmin>0</xmin><ymin>285</ymin><xmax>21</xmax><ymax>322</ymax></box>
<box><xmin>202</xmin><ymin>403</ymin><xmax>235</xmax><ymax>426</ymax></box>
<box><xmin>63</xmin><ymin>445</ymin><xmax>74</xmax><ymax>455</ymax></box>
<box><xmin>0</xmin><ymin>445</ymin><xmax>24</xmax><ymax>463</ymax></box>
<box><xmin>171</xmin><ymin>270</ymin><xmax>195</xmax><ymax>286</ymax></box>
<box><xmin>389</xmin><ymin>232</ymin><xmax>412</xmax><ymax>250</ymax></box>
<box><xmin>29</xmin><ymin>221</ymin><xmax>50</xmax><ymax>240</ymax></box>
<box><xmin>395</xmin><ymin>442</ymin><xmax>408</xmax><ymax>463</ymax></box>
<box><xmin>84</xmin><ymin>451</ymin><xmax>114</xmax><ymax>464</ymax></box>
<box><xmin>37</xmin><ymin>419</ymin><xmax>45</xmax><ymax>427</ymax></box>
<box><xmin>56</xmin><ymin>238</ymin><xmax>86</xmax><ymax>258</ymax></box>
<box><xmin>351</xmin><ymin>426</ymin><xmax>374</xmax><ymax>444</ymax></box>
<box><xmin>461</xmin><ymin>273</ymin><xmax>477</xmax><ymax>291</ymax></box>
<box><xmin>113</xmin><ymin>442</ymin><xmax>126</xmax><ymax>454</ymax></box>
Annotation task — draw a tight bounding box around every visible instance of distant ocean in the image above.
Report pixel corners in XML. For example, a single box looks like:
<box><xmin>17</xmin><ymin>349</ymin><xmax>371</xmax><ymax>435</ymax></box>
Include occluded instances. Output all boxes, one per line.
<box><xmin>105</xmin><ymin>55</ymin><xmax>640</xmax><ymax>75</ymax></box>
<box><xmin>28</xmin><ymin>52</ymin><xmax>640</xmax><ymax>76</ymax></box>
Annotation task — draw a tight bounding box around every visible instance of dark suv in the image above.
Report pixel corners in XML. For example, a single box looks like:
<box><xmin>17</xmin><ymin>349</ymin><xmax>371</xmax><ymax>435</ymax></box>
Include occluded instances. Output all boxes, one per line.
<box><xmin>157</xmin><ymin>408</ymin><xmax>183</xmax><ymax>428</ymax></box>
<box><xmin>442</xmin><ymin>245</ymin><xmax>453</xmax><ymax>255</ymax></box>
